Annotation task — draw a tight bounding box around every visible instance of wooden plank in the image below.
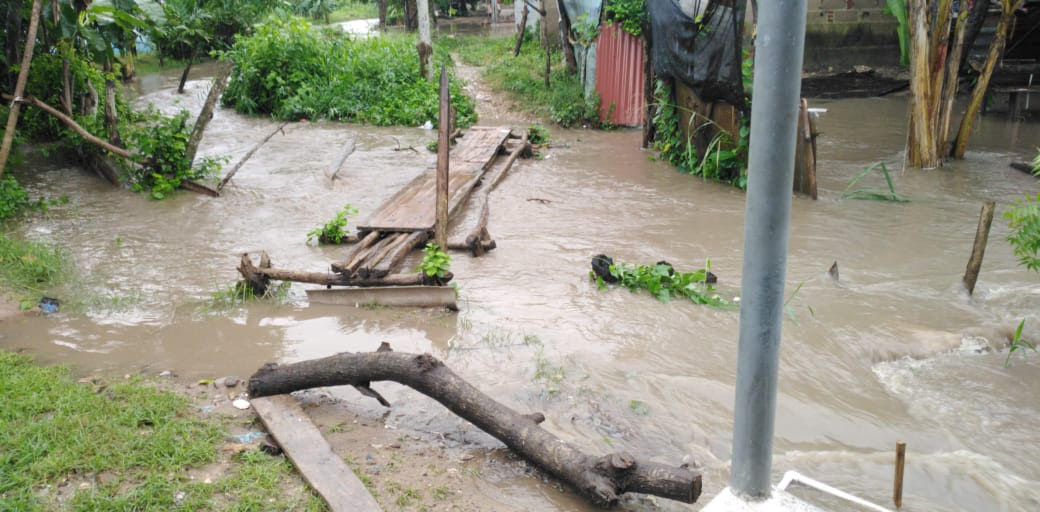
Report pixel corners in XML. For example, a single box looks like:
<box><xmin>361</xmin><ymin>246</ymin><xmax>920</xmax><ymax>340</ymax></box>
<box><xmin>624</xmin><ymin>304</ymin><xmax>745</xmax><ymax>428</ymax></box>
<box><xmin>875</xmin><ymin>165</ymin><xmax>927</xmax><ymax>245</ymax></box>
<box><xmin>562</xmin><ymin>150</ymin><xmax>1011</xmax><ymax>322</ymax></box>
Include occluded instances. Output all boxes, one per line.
<box><xmin>251</xmin><ymin>395</ymin><xmax>382</xmax><ymax>512</ymax></box>
<box><xmin>307</xmin><ymin>286</ymin><xmax>458</xmax><ymax>310</ymax></box>
<box><xmin>357</xmin><ymin>127</ymin><xmax>511</xmax><ymax>232</ymax></box>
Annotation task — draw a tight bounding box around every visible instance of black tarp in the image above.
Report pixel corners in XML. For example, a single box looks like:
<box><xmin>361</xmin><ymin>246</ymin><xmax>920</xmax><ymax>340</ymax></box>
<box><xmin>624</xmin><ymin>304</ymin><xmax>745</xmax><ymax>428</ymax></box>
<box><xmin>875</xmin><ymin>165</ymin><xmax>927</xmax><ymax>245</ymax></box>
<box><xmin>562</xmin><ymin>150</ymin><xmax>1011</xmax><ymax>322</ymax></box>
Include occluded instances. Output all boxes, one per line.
<box><xmin>648</xmin><ymin>0</ymin><xmax>745</xmax><ymax>108</ymax></box>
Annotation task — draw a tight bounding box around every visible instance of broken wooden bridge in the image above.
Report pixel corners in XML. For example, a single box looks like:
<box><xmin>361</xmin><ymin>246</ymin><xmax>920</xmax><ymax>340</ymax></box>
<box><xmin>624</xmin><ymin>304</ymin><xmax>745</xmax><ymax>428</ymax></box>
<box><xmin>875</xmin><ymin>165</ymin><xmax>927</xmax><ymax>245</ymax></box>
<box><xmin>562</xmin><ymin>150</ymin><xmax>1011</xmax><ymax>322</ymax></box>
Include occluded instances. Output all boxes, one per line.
<box><xmin>238</xmin><ymin>125</ymin><xmax>531</xmax><ymax>307</ymax></box>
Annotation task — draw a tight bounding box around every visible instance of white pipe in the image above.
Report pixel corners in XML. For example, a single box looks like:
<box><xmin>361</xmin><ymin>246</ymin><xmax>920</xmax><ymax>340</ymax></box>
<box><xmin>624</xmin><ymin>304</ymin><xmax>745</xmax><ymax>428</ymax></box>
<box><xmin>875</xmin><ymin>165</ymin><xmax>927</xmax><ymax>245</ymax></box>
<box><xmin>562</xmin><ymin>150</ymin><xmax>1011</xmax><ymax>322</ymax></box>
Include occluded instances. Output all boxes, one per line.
<box><xmin>777</xmin><ymin>471</ymin><xmax>893</xmax><ymax>512</ymax></box>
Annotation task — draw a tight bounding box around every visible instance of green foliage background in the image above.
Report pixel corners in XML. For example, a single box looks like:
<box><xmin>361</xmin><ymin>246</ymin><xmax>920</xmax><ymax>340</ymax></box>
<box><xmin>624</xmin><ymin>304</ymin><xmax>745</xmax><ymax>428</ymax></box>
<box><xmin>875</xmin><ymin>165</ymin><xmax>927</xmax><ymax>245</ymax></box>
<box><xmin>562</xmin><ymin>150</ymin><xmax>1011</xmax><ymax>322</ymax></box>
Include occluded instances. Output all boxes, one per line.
<box><xmin>222</xmin><ymin>17</ymin><xmax>477</xmax><ymax>127</ymax></box>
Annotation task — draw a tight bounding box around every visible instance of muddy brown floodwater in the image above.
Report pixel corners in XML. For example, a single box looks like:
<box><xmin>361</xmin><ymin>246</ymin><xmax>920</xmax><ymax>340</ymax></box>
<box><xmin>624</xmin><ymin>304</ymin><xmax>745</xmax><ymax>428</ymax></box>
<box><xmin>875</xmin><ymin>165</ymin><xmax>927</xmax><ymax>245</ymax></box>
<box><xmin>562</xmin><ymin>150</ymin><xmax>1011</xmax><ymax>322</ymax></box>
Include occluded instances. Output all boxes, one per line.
<box><xmin>3</xmin><ymin>57</ymin><xmax>1040</xmax><ymax>511</ymax></box>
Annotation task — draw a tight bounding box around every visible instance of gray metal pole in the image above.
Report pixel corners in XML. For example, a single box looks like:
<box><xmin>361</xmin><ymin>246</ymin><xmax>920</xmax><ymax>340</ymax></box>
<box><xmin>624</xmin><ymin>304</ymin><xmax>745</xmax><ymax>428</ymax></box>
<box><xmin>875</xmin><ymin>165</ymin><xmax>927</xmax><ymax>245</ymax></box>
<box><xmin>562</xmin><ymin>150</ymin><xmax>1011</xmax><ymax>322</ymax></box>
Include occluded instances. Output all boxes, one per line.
<box><xmin>729</xmin><ymin>0</ymin><xmax>807</xmax><ymax>500</ymax></box>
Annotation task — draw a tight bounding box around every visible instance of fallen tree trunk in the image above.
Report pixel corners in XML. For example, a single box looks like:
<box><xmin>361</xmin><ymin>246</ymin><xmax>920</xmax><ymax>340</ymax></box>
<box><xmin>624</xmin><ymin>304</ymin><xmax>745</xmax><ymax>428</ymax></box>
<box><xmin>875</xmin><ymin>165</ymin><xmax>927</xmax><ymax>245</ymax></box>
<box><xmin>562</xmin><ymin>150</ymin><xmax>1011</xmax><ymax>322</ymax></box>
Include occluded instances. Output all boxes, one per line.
<box><xmin>219</xmin><ymin>121</ymin><xmax>289</xmax><ymax>191</ymax></box>
<box><xmin>180</xmin><ymin>179</ymin><xmax>220</xmax><ymax>197</ymax></box>
<box><xmin>3</xmin><ymin>93</ymin><xmax>137</xmax><ymax>161</ymax></box>
<box><xmin>248</xmin><ymin>345</ymin><xmax>701</xmax><ymax>508</ymax></box>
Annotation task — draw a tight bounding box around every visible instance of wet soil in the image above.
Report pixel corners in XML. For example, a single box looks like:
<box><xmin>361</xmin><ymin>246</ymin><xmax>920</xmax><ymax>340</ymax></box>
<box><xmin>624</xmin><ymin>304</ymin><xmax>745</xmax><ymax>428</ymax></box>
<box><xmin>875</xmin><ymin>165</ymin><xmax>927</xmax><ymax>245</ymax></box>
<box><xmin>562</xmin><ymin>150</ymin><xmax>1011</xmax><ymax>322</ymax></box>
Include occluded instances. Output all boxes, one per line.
<box><xmin>2</xmin><ymin>41</ymin><xmax>1040</xmax><ymax>512</ymax></box>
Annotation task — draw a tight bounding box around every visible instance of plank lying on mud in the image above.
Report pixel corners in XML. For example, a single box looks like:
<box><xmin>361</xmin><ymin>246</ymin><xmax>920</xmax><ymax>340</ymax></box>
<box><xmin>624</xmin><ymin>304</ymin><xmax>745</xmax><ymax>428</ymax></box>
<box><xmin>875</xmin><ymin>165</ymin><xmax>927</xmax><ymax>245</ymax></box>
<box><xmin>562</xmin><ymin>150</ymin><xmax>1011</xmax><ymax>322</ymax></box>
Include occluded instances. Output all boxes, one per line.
<box><xmin>357</xmin><ymin>127</ymin><xmax>512</xmax><ymax>232</ymax></box>
<box><xmin>251</xmin><ymin>395</ymin><xmax>382</xmax><ymax>512</ymax></box>
<box><xmin>306</xmin><ymin>285</ymin><xmax>458</xmax><ymax>310</ymax></box>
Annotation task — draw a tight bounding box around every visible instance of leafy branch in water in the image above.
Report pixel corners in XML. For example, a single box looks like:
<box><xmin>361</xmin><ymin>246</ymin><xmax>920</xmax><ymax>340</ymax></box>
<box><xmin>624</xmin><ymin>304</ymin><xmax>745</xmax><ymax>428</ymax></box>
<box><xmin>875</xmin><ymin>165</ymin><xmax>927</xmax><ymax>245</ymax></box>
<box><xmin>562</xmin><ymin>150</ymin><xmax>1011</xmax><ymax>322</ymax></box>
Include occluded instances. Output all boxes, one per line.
<box><xmin>1005</xmin><ymin>320</ymin><xmax>1035</xmax><ymax>367</ymax></box>
<box><xmin>307</xmin><ymin>204</ymin><xmax>358</xmax><ymax>244</ymax></box>
<box><xmin>417</xmin><ymin>243</ymin><xmax>451</xmax><ymax>279</ymax></box>
<box><xmin>841</xmin><ymin>162</ymin><xmax>909</xmax><ymax>202</ymax></box>
<box><xmin>1005</xmin><ymin>192</ymin><xmax>1040</xmax><ymax>272</ymax></box>
<box><xmin>592</xmin><ymin>258</ymin><xmax>731</xmax><ymax>308</ymax></box>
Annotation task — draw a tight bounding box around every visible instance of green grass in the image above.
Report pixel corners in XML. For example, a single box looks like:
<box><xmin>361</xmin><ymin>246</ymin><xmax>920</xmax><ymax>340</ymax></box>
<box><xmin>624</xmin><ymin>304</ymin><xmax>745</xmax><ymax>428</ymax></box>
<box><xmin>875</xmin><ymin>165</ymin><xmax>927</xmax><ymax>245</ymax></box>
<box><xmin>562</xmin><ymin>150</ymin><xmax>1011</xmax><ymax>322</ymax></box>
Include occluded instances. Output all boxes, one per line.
<box><xmin>0</xmin><ymin>351</ymin><xmax>326</xmax><ymax>511</ymax></box>
<box><xmin>437</xmin><ymin>34</ymin><xmax>601</xmax><ymax>127</ymax></box>
<box><xmin>0</xmin><ymin>234</ymin><xmax>69</xmax><ymax>310</ymax></box>
<box><xmin>132</xmin><ymin>52</ymin><xmax>193</xmax><ymax>76</ymax></box>
<box><xmin>328</xmin><ymin>1</ymin><xmax>378</xmax><ymax>23</ymax></box>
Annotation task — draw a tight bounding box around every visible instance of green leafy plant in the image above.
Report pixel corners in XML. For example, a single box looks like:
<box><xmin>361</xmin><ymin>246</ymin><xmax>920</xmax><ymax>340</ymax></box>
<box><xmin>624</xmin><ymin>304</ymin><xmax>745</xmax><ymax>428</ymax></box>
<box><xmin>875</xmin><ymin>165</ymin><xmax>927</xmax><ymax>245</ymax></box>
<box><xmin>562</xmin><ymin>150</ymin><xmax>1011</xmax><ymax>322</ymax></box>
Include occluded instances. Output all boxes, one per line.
<box><xmin>527</xmin><ymin>124</ymin><xmax>550</xmax><ymax>145</ymax></box>
<box><xmin>592</xmin><ymin>259</ymin><xmax>731</xmax><ymax>308</ymax></box>
<box><xmin>572</xmin><ymin>13</ymin><xmax>601</xmax><ymax>46</ymax></box>
<box><xmin>652</xmin><ymin>79</ymin><xmax>749</xmax><ymax>188</ymax></box>
<box><xmin>307</xmin><ymin>204</ymin><xmax>358</xmax><ymax>244</ymax></box>
<box><xmin>124</xmin><ymin>110</ymin><xmax>224</xmax><ymax>199</ymax></box>
<box><xmin>882</xmin><ymin>0</ymin><xmax>910</xmax><ymax>67</ymax></box>
<box><xmin>1005</xmin><ymin>193</ymin><xmax>1040</xmax><ymax>272</ymax></box>
<box><xmin>0</xmin><ymin>176</ymin><xmax>33</xmax><ymax>223</ymax></box>
<box><xmin>604</xmin><ymin>0</ymin><xmax>646</xmax><ymax>38</ymax></box>
<box><xmin>841</xmin><ymin>162</ymin><xmax>910</xmax><ymax>202</ymax></box>
<box><xmin>1032</xmin><ymin>147</ymin><xmax>1040</xmax><ymax>174</ymax></box>
<box><xmin>417</xmin><ymin>243</ymin><xmax>451</xmax><ymax>279</ymax></box>
<box><xmin>221</xmin><ymin>17</ymin><xmax>477</xmax><ymax>127</ymax></box>
<box><xmin>1005</xmin><ymin>320</ymin><xmax>1035</xmax><ymax>367</ymax></box>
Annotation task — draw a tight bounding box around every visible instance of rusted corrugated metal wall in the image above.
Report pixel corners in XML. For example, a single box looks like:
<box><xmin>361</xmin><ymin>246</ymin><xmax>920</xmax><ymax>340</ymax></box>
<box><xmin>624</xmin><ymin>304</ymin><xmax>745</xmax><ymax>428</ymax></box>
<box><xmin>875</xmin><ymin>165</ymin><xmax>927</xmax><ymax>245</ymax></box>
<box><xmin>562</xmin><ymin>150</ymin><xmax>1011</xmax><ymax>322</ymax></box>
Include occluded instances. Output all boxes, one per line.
<box><xmin>594</xmin><ymin>23</ymin><xmax>645</xmax><ymax>127</ymax></box>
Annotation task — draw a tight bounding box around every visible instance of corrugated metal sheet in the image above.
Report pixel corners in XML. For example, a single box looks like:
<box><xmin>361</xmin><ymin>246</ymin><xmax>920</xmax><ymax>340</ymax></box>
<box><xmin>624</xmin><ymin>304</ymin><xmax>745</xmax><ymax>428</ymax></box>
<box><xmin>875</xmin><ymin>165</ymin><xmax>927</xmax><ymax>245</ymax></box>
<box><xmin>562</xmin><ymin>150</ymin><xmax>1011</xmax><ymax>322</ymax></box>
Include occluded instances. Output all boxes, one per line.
<box><xmin>594</xmin><ymin>23</ymin><xmax>645</xmax><ymax>127</ymax></box>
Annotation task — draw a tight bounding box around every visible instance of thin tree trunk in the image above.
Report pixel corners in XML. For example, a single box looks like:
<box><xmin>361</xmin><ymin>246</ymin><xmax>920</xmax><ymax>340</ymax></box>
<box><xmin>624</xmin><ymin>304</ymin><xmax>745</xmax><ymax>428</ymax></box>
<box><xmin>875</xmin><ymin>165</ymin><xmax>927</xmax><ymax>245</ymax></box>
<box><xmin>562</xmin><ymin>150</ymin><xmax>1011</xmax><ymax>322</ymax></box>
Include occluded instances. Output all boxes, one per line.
<box><xmin>178</xmin><ymin>50</ymin><xmax>198</xmax><ymax>94</ymax></box>
<box><xmin>378</xmin><ymin>0</ymin><xmax>387</xmax><ymax>27</ymax></box>
<box><xmin>4</xmin><ymin>1</ymin><xmax>23</xmax><ymax>93</ymax></box>
<box><xmin>514</xmin><ymin>4</ymin><xmax>529</xmax><ymax>56</ymax></box>
<box><xmin>952</xmin><ymin>1</ymin><xmax>1021</xmax><ymax>159</ymax></box>
<box><xmin>938</xmin><ymin>10</ymin><xmax>968</xmax><ymax>150</ymax></box>
<box><xmin>61</xmin><ymin>58</ymin><xmax>73</xmax><ymax>115</ymax></box>
<box><xmin>417</xmin><ymin>0</ymin><xmax>433</xmax><ymax>80</ymax></box>
<box><xmin>247</xmin><ymin>347</ymin><xmax>703</xmax><ymax>507</ymax></box>
<box><xmin>185</xmin><ymin>62</ymin><xmax>233</xmax><ymax>167</ymax></box>
<box><xmin>556</xmin><ymin>0</ymin><xmax>576</xmax><ymax>74</ymax></box>
<box><xmin>103</xmin><ymin>60</ymin><xmax>122</xmax><ymax>148</ymax></box>
<box><xmin>959</xmin><ymin>0</ymin><xmax>991</xmax><ymax>71</ymax></box>
<box><xmin>0</xmin><ymin>0</ymin><xmax>42</xmax><ymax>180</ymax></box>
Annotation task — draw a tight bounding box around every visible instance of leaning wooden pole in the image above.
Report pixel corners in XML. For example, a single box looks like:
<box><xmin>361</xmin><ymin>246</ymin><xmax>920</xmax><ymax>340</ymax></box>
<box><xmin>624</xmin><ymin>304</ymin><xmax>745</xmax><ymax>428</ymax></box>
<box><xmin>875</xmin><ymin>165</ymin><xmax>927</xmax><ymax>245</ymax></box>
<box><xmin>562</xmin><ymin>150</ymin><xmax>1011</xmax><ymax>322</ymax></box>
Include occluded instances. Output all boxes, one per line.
<box><xmin>0</xmin><ymin>0</ymin><xmax>42</xmax><ymax>180</ymax></box>
<box><xmin>435</xmin><ymin>66</ymin><xmax>450</xmax><ymax>251</ymax></box>
<box><xmin>186</xmin><ymin>61</ymin><xmax>233</xmax><ymax>167</ymax></box>
<box><xmin>218</xmin><ymin>121</ymin><xmax>289</xmax><ymax>191</ymax></box>
<box><xmin>248</xmin><ymin>345</ymin><xmax>701</xmax><ymax>507</ymax></box>
<box><xmin>514</xmin><ymin>3</ymin><xmax>529</xmax><ymax>57</ymax></box>
<box><xmin>962</xmin><ymin>200</ymin><xmax>995</xmax><ymax>296</ymax></box>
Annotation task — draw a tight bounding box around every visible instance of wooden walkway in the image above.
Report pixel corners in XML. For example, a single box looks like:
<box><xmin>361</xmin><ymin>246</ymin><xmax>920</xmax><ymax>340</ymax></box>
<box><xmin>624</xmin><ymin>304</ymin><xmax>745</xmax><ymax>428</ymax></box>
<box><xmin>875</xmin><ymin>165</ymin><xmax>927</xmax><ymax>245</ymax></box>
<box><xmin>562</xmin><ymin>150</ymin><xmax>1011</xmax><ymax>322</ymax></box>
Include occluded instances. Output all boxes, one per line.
<box><xmin>357</xmin><ymin>126</ymin><xmax>512</xmax><ymax>232</ymax></box>
<box><xmin>330</xmin><ymin>126</ymin><xmax>515</xmax><ymax>277</ymax></box>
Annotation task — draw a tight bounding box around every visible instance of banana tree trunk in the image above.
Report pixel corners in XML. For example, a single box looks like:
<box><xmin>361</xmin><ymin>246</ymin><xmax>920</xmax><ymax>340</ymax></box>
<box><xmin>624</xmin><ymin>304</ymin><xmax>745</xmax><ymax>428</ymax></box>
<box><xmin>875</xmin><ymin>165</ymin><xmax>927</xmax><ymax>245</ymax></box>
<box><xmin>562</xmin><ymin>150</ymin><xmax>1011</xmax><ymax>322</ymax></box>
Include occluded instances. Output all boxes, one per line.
<box><xmin>0</xmin><ymin>0</ymin><xmax>42</xmax><ymax>180</ymax></box>
<box><xmin>951</xmin><ymin>1</ymin><xmax>1020</xmax><ymax>159</ymax></box>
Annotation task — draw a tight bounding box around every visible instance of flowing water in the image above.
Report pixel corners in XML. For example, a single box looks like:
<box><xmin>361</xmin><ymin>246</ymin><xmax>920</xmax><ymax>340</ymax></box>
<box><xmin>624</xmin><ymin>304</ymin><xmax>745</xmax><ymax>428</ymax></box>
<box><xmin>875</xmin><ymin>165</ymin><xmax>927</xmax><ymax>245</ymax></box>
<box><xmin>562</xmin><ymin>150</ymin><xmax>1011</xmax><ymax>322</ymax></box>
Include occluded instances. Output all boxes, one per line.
<box><xmin>2</xmin><ymin>61</ymin><xmax>1039</xmax><ymax>511</ymax></box>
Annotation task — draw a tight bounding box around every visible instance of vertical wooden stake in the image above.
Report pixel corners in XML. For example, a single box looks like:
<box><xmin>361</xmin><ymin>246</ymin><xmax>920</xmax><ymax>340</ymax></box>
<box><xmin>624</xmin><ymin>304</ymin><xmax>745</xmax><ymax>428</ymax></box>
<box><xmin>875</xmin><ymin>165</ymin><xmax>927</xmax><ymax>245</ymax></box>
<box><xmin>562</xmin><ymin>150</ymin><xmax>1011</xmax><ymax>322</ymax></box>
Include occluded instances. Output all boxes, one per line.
<box><xmin>894</xmin><ymin>441</ymin><xmax>907</xmax><ymax>509</ymax></box>
<box><xmin>962</xmin><ymin>201</ymin><xmax>996</xmax><ymax>295</ymax></box>
<box><xmin>435</xmin><ymin>66</ymin><xmax>450</xmax><ymax>251</ymax></box>
<box><xmin>0</xmin><ymin>0</ymin><xmax>43</xmax><ymax>180</ymax></box>
<box><xmin>491</xmin><ymin>0</ymin><xmax>498</xmax><ymax>24</ymax></box>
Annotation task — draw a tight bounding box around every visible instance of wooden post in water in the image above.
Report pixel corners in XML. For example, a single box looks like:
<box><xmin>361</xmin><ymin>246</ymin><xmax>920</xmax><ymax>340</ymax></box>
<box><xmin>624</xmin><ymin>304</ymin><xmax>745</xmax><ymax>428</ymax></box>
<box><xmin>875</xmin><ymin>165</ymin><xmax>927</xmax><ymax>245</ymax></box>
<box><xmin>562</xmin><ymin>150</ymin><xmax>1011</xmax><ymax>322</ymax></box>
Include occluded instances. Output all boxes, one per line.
<box><xmin>893</xmin><ymin>441</ymin><xmax>907</xmax><ymax>509</ymax></box>
<box><xmin>491</xmin><ymin>0</ymin><xmax>499</xmax><ymax>23</ymax></box>
<box><xmin>435</xmin><ymin>66</ymin><xmax>450</xmax><ymax>251</ymax></box>
<box><xmin>962</xmin><ymin>201</ymin><xmax>995</xmax><ymax>295</ymax></box>
<box><xmin>416</xmin><ymin>0</ymin><xmax>432</xmax><ymax>80</ymax></box>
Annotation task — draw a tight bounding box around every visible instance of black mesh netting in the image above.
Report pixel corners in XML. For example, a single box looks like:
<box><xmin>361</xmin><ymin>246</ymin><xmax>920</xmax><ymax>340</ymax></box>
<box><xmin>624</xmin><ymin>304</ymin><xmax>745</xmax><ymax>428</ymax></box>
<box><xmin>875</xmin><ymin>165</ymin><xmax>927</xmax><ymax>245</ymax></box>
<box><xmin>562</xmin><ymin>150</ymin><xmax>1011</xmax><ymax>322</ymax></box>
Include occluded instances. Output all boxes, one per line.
<box><xmin>648</xmin><ymin>0</ymin><xmax>745</xmax><ymax>108</ymax></box>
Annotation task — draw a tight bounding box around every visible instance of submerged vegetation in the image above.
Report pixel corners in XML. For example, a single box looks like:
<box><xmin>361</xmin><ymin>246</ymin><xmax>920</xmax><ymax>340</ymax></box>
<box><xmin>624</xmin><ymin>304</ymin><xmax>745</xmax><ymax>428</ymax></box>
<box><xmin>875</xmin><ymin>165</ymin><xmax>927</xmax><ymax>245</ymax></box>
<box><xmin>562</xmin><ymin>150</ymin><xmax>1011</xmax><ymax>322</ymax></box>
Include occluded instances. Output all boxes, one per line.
<box><xmin>841</xmin><ymin>162</ymin><xmax>909</xmax><ymax>202</ymax></box>
<box><xmin>1005</xmin><ymin>320</ymin><xmax>1035</xmax><ymax>367</ymax></box>
<box><xmin>439</xmin><ymin>34</ymin><xmax>601</xmax><ymax>128</ymax></box>
<box><xmin>222</xmin><ymin>17</ymin><xmax>476</xmax><ymax>127</ymax></box>
<box><xmin>0</xmin><ymin>351</ymin><xmax>323</xmax><ymax>510</ymax></box>
<box><xmin>593</xmin><ymin>258</ymin><xmax>731</xmax><ymax>308</ymax></box>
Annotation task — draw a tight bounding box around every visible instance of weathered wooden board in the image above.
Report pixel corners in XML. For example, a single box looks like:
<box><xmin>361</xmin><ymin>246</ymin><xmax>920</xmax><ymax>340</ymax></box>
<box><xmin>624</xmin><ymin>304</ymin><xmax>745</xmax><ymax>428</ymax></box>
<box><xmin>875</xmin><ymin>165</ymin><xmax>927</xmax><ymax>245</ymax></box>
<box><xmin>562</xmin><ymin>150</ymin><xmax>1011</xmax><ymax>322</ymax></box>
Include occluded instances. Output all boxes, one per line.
<box><xmin>251</xmin><ymin>395</ymin><xmax>382</xmax><ymax>512</ymax></box>
<box><xmin>357</xmin><ymin>127</ymin><xmax>511</xmax><ymax>232</ymax></box>
<box><xmin>306</xmin><ymin>286</ymin><xmax>457</xmax><ymax>310</ymax></box>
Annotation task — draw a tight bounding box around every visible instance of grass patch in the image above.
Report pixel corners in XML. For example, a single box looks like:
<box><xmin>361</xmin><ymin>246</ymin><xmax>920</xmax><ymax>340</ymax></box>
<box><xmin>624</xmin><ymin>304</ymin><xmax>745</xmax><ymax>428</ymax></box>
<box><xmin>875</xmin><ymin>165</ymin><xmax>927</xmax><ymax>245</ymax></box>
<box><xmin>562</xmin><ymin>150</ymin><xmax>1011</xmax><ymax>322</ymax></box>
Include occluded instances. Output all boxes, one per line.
<box><xmin>0</xmin><ymin>234</ymin><xmax>69</xmax><ymax>310</ymax></box>
<box><xmin>133</xmin><ymin>52</ymin><xmax>195</xmax><ymax>76</ymax></box>
<box><xmin>328</xmin><ymin>1</ymin><xmax>379</xmax><ymax>23</ymax></box>
<box><xmin>841</xmin><ymin>162</ymin><xmax>909</xmax><ymax>202</ymax></box>
<box><xmin>438</xmin><ymin>34</ymin><xmax>601</xmax><ymax>127</ymax></box>
<box><xmin>0</xmin><ymin>351</ymin><xmax>326</xmax><ymax>511</ymax></box>
<box><xmin>222</xmin><ymin>16</ymin><xmax>476</xmax><ymax>127</ymax></box>
<box><xmin>206</xmin><ymin>280</ymin><xmax>292</xmax><ymax>310</ymax></box>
